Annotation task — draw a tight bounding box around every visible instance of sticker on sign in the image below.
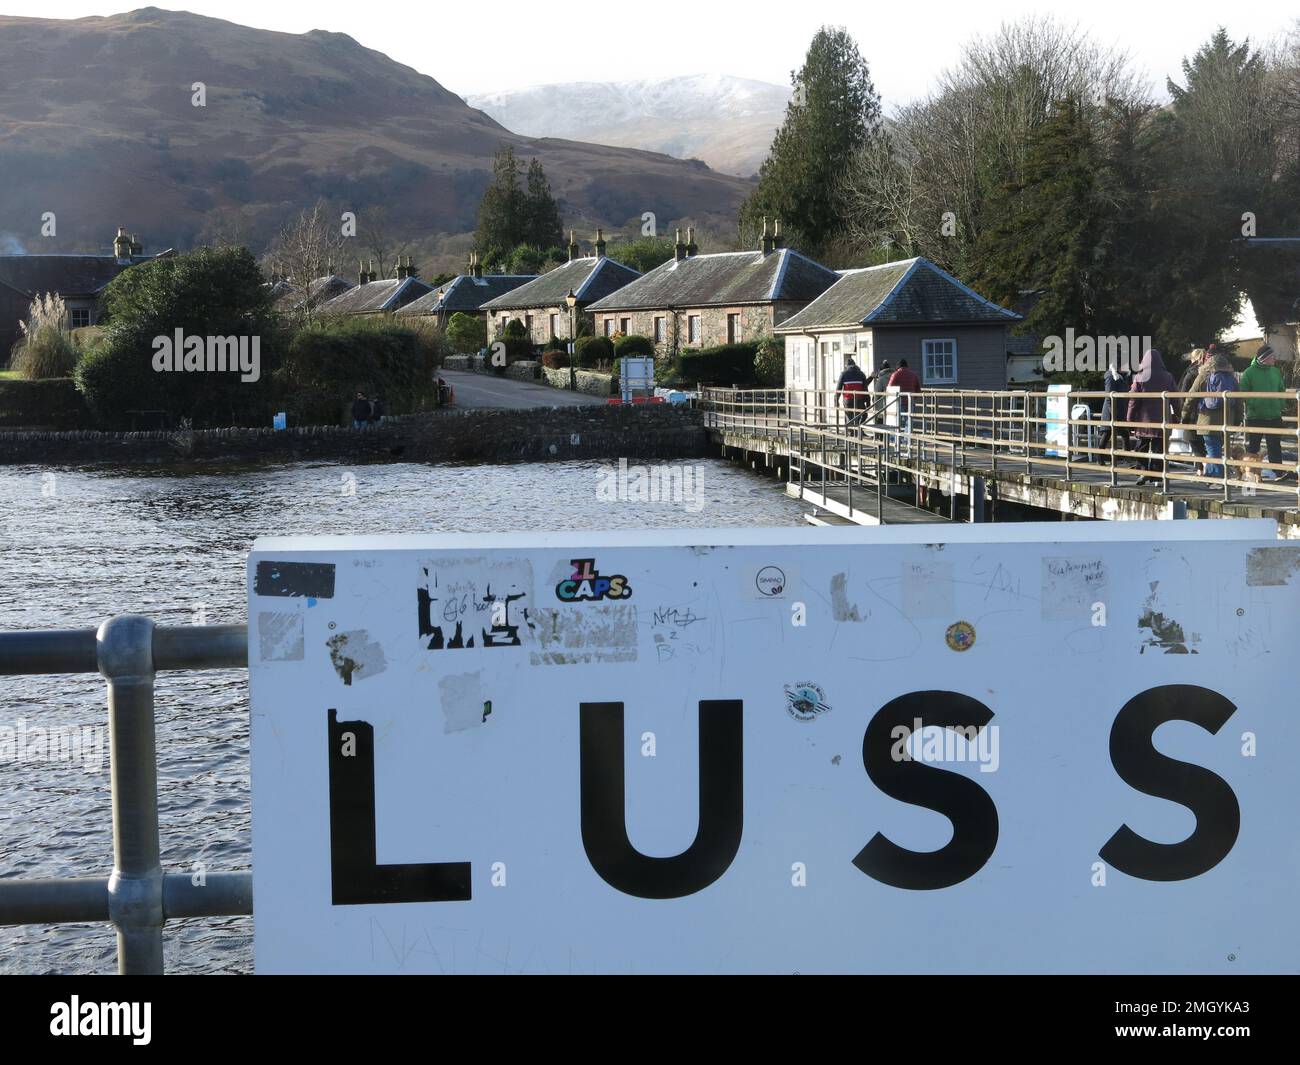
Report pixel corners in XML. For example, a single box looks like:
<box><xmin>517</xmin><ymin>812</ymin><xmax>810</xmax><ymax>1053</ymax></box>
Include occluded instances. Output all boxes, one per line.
<box><xmin>248</xmin><ymin>524</ymin><xmax>1300</xmax><ymax>974</ymax></box>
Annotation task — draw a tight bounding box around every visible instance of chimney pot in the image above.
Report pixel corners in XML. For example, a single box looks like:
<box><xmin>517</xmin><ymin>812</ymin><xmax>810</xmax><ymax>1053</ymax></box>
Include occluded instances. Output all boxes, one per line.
<box><xmin>674</xmin><ymin>227</ymin><xmax>687</xmax><ymax>262</ymax></box>
<box><xmin>594</xmin><ymin>228</ymin><xmax>606</xmax><ymax>258</ymax></box>
<box><xmin>686</xmin><ymin>227</ymin><xmax>698</xmax><ymax>257</ymax></box>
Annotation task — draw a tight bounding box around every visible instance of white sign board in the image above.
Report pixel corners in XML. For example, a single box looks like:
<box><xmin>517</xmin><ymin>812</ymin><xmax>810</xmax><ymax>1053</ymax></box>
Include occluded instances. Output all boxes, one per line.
<box><xmin>248</xmin><ymin>524</ymin><xmax>1300</xmax><ymax>974</ymax></box>
<box><xmin>1045</xmin><ymin>383</ymin><xmax>1071</xmax><ymax>458</ymax></box>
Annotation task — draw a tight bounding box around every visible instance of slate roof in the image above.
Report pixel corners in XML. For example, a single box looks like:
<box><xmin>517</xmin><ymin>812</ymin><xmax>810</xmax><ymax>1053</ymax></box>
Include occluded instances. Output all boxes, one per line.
<box><xmin>776</xmin><ymin>258</ymin><xmax>1021</xmax><ymax>332</ymax></box>
<box><xmin>317</xmin><ymin>275</ymin><xmax>432</xmax><ymax>315</ymax></box>
<box><xmin>587</xmin><ymin>249</ymin><xmax>838</xmax><ymax>311</ymax></box>
<box><xmin>273</xmin><ymin>275</ymin><xmax>355</xmax><ymax>310</ymax></box>
<box><xmin>480</xmin><ymin>257</ymin><xmax>640</xmax><ymax>311</ymax></box>
<box><xmin>0</xmin><ymin>254</ymin><xmax>158</xmax><ymax>300</ymax></box>
<box><xmin>397</xmin><ymin>274</ymin><xmax>537</xmax><ymax>317</ymax></box>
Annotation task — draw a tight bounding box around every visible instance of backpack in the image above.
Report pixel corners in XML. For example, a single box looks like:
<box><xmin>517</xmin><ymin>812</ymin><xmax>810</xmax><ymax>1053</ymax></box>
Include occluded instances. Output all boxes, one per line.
<box><xmin>1199</xmin><ymin>371</ymin><xmax>1236</xmax><ymax>412</ymax></box>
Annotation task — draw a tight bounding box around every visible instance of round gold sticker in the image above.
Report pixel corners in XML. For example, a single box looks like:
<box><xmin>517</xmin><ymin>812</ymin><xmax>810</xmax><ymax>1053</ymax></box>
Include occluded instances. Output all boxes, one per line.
<box><xmin>945</xmin><ymin>621</ymin><xmax>976</xmax><ymax>652</ymax></box>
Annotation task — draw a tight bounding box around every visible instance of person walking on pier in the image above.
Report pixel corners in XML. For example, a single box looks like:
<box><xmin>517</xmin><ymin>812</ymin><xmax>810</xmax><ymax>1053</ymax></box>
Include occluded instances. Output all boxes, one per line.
<box><xmin>888</xmin><ymin>359</ymin><xmax>922</xmax><ymax>435</ymax></box>
<box><xmin>869</xmin><ymin>360</ymin><xmax>892</xmax><ymax>425</ymax></box>
<box><xmin>1098</xmin><ymin>356</ymin><xmax>1132</xmax><ymax>456</ymax></box>
<box><xmin>1176</xmin><ymin>348</ymin><xmax>1210</xmax><ymax>466</ymax></box>
<box><xmin>835</xmin><ymin>356</ymin><xmax>869</xmax><ymax>429</ymax></box>
<box><xmin>1126</xmin><ymin>349</ymin><xmax>1177</xmax><ymax>485</ymax></box>
<box><xmin>1188</xmin><ymin>352</ymin><xmax>1238</xmax><ymax>478</ymax></box>
<box><xmin>1239</xmin><ymin>344</ymin><xmax>1290</xmax><ymax>482</ymax></box>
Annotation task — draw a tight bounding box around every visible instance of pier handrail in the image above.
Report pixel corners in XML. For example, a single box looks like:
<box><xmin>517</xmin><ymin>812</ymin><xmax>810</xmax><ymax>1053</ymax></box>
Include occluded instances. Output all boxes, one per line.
<box><xmin>699</xmin><ymin>385</ymin><xmax>1300</xmax><ymax>504</ymax></box>
<box><xmin>0</xmin><ymin>619</ymin><xmax>251</xmax><ymax>974</ymax></box>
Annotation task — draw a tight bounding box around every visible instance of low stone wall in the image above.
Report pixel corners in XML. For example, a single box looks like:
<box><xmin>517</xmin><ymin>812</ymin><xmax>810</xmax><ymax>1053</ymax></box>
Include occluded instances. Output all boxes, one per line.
<box><xmin>506</xmin><ymin>361</ymin><xmax>540</xmax><ymax>381</ymax></box>
<box><xmin>540</xmin><ymin>366</ymin><xmax>616</xmax><ymax>396</ymax></box>
<box><xmin>443</xmin><ymin>355</ymin><xmax>472</xmax><ymax>371</ymax></box>
<box><xmin>0</xmin><ymin>405</ymin><xmax>710</xmax><ymax>466</ymax></box>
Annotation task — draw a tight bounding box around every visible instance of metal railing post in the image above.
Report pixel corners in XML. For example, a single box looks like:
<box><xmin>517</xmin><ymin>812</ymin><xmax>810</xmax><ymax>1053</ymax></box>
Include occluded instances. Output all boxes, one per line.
<box><xmin>98</xmin><ymin>614</ymin><xmax>164</xmax><ymax>975</ymax></box>
<box><xmin>876</xmin><ymin>448</ymin><xmax>883</xmax><ymax>524</ymax></box>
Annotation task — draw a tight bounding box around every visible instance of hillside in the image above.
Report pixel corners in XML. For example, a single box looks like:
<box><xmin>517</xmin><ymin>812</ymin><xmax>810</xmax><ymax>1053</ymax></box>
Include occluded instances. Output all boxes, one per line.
<box><xmin>0</xmin><ymin>8</ymin><xmax>752</xmax><ymax>257</ymax></box>
<box><xmin>469</xmin><ymin>74</ymin><xmax>788</xmax><ymax>178</ymax></box>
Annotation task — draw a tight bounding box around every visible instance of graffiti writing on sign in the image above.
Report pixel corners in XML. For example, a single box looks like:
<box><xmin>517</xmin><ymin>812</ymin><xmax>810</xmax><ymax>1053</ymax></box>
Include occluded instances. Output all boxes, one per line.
<box><xmin>416</xmin><ymin>560</ymin><xmax>532</xmax><ymax>650</ymax></box>
<box><xmin>555</xmin><ymin>559</ymin><xmax>632</xmax><ymax>602</ymax></box>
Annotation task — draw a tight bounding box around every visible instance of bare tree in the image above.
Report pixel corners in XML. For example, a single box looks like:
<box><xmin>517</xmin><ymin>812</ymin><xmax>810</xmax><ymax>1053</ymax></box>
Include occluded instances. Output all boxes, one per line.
<box><xmin>358</xmin><ymin>205</ymin><xmax>411</xmax><ymax>281</ymax></box>
<box><xmin>264</xmin><ymin>200</ymin><xmax>348</xmax><ymax>323</ymax></box>
<box><xmin>837</xmin><ymin>16</ymin><xmax>1150</xmax><ymax>267</ymax></box>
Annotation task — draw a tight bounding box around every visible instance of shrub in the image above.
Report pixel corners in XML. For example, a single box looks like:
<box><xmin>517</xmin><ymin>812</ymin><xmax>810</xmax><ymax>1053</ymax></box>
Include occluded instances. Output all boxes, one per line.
<box><xmin>74</xmin><ymin>246</ymin><xmax>284</xmax><ymax>428</ymax></box>
<box><xmin>503</xmin><ymin>318</ymin><xmax>528</xmax><ymax>341</ymax></box>
<box><xmin>753</xmin><ymin>335</ymin><xmax>784</xmax><ymax>386</ymax></box>
<box><xmin>12</xmin><ymin>293</ymin><xmax>79</xmax><ymax>379</ymax></box>
<box><xmin>0</xmin><ymin>377</ymin><xmax>90</xmax><ymax>429</ymax></box>
<box><xmin>575</xmin><ymin>335</ymin><xmax>614</xmax><ymax>368</ymax></box>
<box><xmin>446</xmin><ymin>311</ymin><xmax>486</xmax><ymax>354</ymax></box>
<box><xmin>278</xmin><ymin>317</ymin><xmax>437</xmax><ymax>424</ymax></box>
<box><xmin>614</xmin><ymin>334</ymin><xmax>655</xmax><ymax>359</ymax></box>
<box><xmin>540</xmin><ymin>350</ymin><xmax>569</xmax><ymax>369</ymax></box>
<box><xmin>670</xmin><ymin>342</ymin><xmax>760</xmax><ymax>387</ymax></box>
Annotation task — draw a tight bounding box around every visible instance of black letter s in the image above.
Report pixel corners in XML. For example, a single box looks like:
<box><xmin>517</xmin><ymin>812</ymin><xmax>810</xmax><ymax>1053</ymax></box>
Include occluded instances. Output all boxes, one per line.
<box><xmin>1099</xmin><ymin>685</ymin><xmax>1240</xmax><ymax>881</ymax></box>
<box><xmin>854</xmin><ymin>691</ymin><xmax>999</xmax><ymax>890</ymax></box>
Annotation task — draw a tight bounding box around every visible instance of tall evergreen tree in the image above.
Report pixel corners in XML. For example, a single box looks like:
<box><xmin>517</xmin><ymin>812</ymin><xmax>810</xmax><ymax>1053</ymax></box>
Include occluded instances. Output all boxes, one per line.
<box><xmin>474</xmin><ymin>146</ymin><xmax>525</xmax><ymax>264</ymax></box>
<box><xmin>474</xmin><ymin>147</ymin><xmax>565</xmax><ymax>267</ymax></box>
<box><xmin>739</xmin><ymin>26</ymin><xmax>882</xmax><ymax>260</ymax></box>
<box><xmin>523</xmin><ymin>158</ymin><xmax>564</xmax><ymax>250</ymax></box>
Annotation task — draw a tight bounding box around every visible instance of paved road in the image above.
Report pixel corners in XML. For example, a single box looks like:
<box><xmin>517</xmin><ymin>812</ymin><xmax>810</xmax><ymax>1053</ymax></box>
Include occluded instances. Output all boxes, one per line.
<box><xmin>441</xmin><ymin>369</ymin><xmax>604</xmax><ymax>410</ymax></box>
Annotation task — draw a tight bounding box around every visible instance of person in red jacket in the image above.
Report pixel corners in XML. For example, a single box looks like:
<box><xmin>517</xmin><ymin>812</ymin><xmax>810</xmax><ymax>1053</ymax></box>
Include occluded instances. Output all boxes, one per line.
<box><xmin>887</xmin><ymin>359</ymin><xmax>922</xmax><ymax>393</ymax></box>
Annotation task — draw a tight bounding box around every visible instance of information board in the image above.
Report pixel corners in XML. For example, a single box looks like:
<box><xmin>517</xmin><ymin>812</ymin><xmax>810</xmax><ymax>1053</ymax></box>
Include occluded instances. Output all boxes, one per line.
<box><xmin>248</xmin><ymin>522</ymin><xmax>1300</xmax><ymax>973</ymax></box>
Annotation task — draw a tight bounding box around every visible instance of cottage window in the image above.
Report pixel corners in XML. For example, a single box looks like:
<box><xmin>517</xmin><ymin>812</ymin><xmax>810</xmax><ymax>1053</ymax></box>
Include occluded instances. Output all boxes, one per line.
<box><xmin>727</xmin><ymin>313</ymin><xmax>741</xmax><ymax>344</ymax></box>
<box><xmin>603</xmin><ymin>318</ymin><xmax>614</xmax><ymax>337</ymax></box>
<box><xmin>620</xmin><ymin>317</ymin><xmax>630</xmax><ymax>334</ymax></box>
<box><xmin>550</xmin><ymin>313</ymin><xmax>558</xmax><ymax>338</ymax></box>
<box><xmin>653</xmin><ymin>316</ymin><xmax>665</xmax><ymax>343</ymax></box>
<box><xmin>69</xmin><ymin>307</ymin><xmax>92</xmax><ymax>329</ymax></box>
<box><xmin>922</xmin><ymin>338</ymin><xmax>958</xmax><ymax>385</ymax></box>
<box><xmin>688</xmin><ymin>315</ymin><xmax>701</xmax><ymax>344</ymax></box>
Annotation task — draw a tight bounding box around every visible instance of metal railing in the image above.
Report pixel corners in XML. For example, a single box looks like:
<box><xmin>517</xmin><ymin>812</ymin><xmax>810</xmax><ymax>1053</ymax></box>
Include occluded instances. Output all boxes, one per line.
<box><xmin>701</xmin><ymin>386</ymin><xmax>1300</xmax><ymax>507</ymax></box>
<box><xmin>0</xmin><ymin>617</ymin><xmax>251</xmax><ymax>974</ymax></box>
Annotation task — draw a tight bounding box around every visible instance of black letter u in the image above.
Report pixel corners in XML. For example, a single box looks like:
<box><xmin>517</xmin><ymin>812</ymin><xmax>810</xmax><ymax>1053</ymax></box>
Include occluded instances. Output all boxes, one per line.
<box><xmin>580</xmin><ymin>700</ymin><xmax>743</xmax><ymax>899</ymax></box>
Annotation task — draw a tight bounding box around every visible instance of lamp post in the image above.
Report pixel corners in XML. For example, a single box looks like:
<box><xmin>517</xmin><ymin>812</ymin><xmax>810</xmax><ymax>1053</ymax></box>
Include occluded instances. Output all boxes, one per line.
<box><xmin>565</xmin><ymin>289</ymin><xmax>578</xmax><ymax>389</ymax></box>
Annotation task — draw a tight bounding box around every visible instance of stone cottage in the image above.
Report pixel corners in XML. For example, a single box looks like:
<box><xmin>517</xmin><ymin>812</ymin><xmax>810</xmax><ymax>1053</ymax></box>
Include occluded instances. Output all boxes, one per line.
<box><xmin>586</xmin><ymin>221</ymin><xmax>839</xmax><ymax>354</ymax></box>
<box><xmin>479</xmin><ymin>232</ymin><xmax>640</xmax><ymax>347</ymax></box>
<box><xmin>0</xmin><ymin>227</ymin><xmax>168</xmax><ymax>358</ymax></box>
<box><xmin>776</xmin><ymin>257</ymin><xmax>1022</xmax><ymax>397</ymax></box>
<box><xmin>397</xmin><ymin>254</ymin><xmax>536</xmax><ymax>328</ymax></box>
<box><xmin>316</xmin><ymin>259</ymin><xmax>432</xmax><ymax>317</ymax></box>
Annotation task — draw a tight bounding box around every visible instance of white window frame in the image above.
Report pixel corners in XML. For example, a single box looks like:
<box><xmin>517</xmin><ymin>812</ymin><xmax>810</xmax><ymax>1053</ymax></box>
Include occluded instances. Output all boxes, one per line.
<box><xmin>922</xmin><ymin>338</ymin><xmax>958</xmax><ymax>385</ymax></box>
<box><xmin>653</xmin><ymin>316</ymin><xmax>665</xmax><ymax>343</ymax></box>
<box><xmin>69</xmin><ymin>307</ymin><xmax>92</xmax><ymax>329</ymax></box>
<box><xmin>688</xmin><ymin>315</ymin><xmax>701</xmax><ymax>344</ymax></box>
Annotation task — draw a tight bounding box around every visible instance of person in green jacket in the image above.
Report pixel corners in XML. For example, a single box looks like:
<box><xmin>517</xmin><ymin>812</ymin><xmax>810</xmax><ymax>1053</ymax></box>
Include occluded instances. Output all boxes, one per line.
<box><xmin>1238</xmin><ymin>344</ymin><xmax>1292</xmax><ymax>481</ymax></box>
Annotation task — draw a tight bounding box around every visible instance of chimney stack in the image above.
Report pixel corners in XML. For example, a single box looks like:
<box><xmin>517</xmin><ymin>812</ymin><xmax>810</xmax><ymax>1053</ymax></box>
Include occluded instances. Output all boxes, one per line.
<box><xmin>359</xmin><ymin>260</ymin><xmax>368</xmax><ymax>286</ymax></box>
<box><xmin>760</xmin><ymin>217</ymin><xmax>774</xmax><ymax>254</ymax></box>
<box><xmin>594</xmin><ymin>228</ymin><xmax>606</xmax><ymax>258</ymax></box>
<box><xmin>772</xmin><ymin>218</ymin><xmax>785</xmax><ymax>250</ymax></box>
<box><xmin>686</xmin><ymin>227</ymin><xmax>698</xmax><ymax>258</ymax></box>
<box><xmin>567</xmin><ymin>229</ymin><xmax>579</xmax><ymax>262</ymax></box>
<box><xmin>113</xmin><ymin>227</ymin><xmax>132</xmax><ymax>264</ymax></box>
<box><xmin>406</xmin><ymin>255</ymin><xmax>419</xmax><ymax>279</ymax></box>
<box><xmin>368</xmin><ymin>259</ymin><xmax>378</xmax><ymax>283</ymax></box>
<box><xmin>130</xmin><ymin>234</ymin><xmax>143</xmax><ymax>256</ymax></box>
<box><xmin>674</xmin><ymin>227</ymin><xmax>687</xmax><ymax>262</ymax></box>
<box><xmin>472</xmin><ymin>252</ymin><xmax>484</xmax><ymax>279</ymax></box>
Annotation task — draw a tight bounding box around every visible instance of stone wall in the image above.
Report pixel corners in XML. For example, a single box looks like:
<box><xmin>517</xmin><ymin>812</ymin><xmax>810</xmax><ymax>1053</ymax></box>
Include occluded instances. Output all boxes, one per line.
<box><xmin>0</xmin><ymin>406</ymin><xmax>708</xmax><ymax>466</ymax></box>
<box><xmin>541</xmin><ymin>367</ymin><xmax>616</xmax><ymax>396</ymax></box>
<box><xmin>594</xmin><ymin>303</ymin><xmax>786</xmax><ymax>355</ymax></box>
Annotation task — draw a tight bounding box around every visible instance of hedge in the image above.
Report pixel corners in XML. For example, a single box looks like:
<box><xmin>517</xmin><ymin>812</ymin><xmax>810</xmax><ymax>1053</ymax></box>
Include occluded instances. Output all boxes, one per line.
<box><xmin>613</xmin><ymin>334</ymin><xmax>655</xmax><ymax>358</ymax></box>
<box><xmin>575</xmin><ymin>335</ymin><xmax>614</xmax><ymax>368</ymax></box>
<box><xmin>0</xmin><ymin>377</ymin><xmax>91</xmax><ymax>429</ymax></box>
<box><xmin>278</xmin><ymin>318</ymin><xmax>438</xmax><ymax>424</ymax></box>
<box><xmin>665</xmin><ymin>342</ymin><xmax>760</xmax><ymax>386</ymax></box>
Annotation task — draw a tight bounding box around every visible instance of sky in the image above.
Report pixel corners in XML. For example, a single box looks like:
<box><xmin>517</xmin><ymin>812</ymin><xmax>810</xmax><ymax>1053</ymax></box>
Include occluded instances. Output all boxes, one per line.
<box><xmin>8</xmin><ymin>1</ymin><xmax>1297</xmax><ymax>102</ymax></box>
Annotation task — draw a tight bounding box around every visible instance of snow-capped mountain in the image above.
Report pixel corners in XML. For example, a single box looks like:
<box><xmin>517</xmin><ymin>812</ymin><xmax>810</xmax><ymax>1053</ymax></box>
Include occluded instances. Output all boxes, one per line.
<box><xmin>467</xmin><ymin>74</ymin><xmax>789</xmax><ymax>178</ymax></box>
